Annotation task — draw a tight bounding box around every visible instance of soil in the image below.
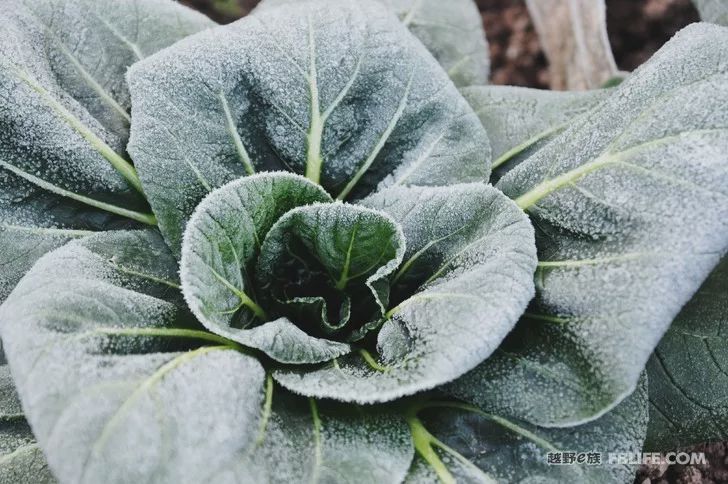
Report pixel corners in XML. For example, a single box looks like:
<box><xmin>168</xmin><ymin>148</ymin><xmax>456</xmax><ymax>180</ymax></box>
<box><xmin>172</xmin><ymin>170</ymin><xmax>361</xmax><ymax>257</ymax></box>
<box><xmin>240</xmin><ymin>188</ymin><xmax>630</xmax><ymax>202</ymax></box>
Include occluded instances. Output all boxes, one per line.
<box><xmin>177</xmin><ymin>1</ymin><xmax>723</xmax><ymax>483</ymax></box>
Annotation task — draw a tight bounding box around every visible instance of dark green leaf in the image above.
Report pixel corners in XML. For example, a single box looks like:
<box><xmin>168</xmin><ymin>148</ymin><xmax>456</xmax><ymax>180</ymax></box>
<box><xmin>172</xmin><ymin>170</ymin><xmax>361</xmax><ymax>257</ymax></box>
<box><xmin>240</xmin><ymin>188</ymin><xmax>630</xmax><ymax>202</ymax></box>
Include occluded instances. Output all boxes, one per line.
<box><xmin>646</xmin><ymin>256</ymin><xmax>728</xmax><ymax>450</ymax></box>
<box><xmin>180</xmin><ymin>173</ymin><xmax>351</xmax><ymax>364</ymax></box>
<box><xmin>274</xmin><ymin>184</ymin><xmax>536</xmax><ymax>403</ymax></box>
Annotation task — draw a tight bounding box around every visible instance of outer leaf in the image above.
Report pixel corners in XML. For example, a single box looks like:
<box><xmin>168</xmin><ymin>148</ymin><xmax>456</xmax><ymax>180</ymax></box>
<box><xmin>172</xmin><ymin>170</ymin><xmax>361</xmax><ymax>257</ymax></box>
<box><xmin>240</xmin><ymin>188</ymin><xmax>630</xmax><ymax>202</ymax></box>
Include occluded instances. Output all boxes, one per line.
<box><xmin>181</xmin><ymin>173</ymin><xmax>351</xmax><ymax>364</ymax></box>
<box><xmin>210</xmin><ymin>394</ymin><xmax>414</xmax><ymax>484</ymax></box>
<box><xmin>646</xmin><ymin>256</ymin><xmax>728</xmax><ymax>450</ymax></box>
<box><xmin>256</xmin><ymin>202</ymin><xmax>405</xmax><ymax>340</ymax></box>
<box><xmin>273</xmin><ymin>184</ymin><xmax>536</xmax><ymax>403</ymax></box>
<box><xmin>448</xmin><ymin>23</ymin><xmax>728</xmax><ymax>427</ymax></box>
<box><xmin>0</xmin><ymin>0</ymin><xmax>213</xmax><ymax>302</ymax></box>
<box><xmin>408</xmin><ymin>375</ymin><xmax>648</xmax><ymax>484</ymax></box>
<box><xmin>127</xmin><ymin>0</ymin><xmax>490</xmax><ymax>252</ymax></box>
<box><xmin>0</xmin><ymin>365</ymin><xmax>56</xmax><ymax>484</ymax></box>
<box><xmin>257</xmin><ymin>0</ymin><xmax>490</xmax><ymax>87</ymax></box>
<box><xmin>461</xmin><ymin>85</ymin><xmax>610</xmax><ymax>182</ymax></box>
<box><xmin>694</xmin><ymin>0</ymin><xmax>728</xmax><ymax>25</ymax></box>
<box><xmin>0</xmin><ymin>231</ymin><xmax>270</xmax><ymax>484</ymax></box>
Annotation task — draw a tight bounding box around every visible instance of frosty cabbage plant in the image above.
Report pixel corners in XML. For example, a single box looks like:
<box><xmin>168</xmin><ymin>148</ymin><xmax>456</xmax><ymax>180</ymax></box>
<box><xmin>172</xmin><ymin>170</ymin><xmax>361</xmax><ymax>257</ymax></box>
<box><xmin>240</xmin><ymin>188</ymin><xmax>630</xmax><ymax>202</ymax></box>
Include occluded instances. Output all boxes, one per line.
<box><xmin>0</xmin><ymin>0</ymin><xmax>727</xmax><ymax>483</ymax></box>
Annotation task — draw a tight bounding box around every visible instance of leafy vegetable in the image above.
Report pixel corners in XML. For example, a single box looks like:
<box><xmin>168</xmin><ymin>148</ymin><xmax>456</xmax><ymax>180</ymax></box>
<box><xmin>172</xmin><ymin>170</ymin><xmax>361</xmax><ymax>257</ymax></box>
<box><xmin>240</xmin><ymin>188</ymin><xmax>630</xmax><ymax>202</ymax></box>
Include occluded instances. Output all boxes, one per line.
<box><xmin>127</xmin><ymin>0</ymin><xmax>490</xmax><ymax>252</ymax></box>
<box><xmin>448</xmin><ymin>22</ymin><xmax>728</xmax><ymax>427</ymax></box>
<box><xmin>1</xmin><ymin>0</ymin><xmax>727</xmax><ymax>482</ymax></box>
<box><xmin>646</xmin><ymin>256</ymin><xmax>728</xmax><ymax>450</ymax></box>
<box><xmin>0</xmin><ymin>0</ymin><xmax>213</xmax><ymax>302</ymax></box>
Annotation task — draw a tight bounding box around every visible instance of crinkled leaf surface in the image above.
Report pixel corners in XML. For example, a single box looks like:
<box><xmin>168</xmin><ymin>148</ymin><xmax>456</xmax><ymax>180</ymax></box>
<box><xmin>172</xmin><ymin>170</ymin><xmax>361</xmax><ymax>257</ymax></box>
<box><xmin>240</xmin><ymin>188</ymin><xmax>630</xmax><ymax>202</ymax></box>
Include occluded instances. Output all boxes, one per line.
<box><xmin>257</xmin><ymin>0</ymin><xmax>490</xmax><ymax>87</ymax></box>
<box><xmin>0</xmin><ymin>366</ymin><xmax>56</xmax><ymax>484</ymax></box>
<box><xmin>256</xmin><ymin>202</ymin><xmax>405</xmax><ymax>340</ymax></box>
<box><xmin>695</xmin><ymin>0</ymin><xmax>728</xmax><ymax>25</ymax></box>
<box><xmin>274</xmin><ymin>184</ymin><xmax>536</xmax><ymax>403</ymax></box>
<box><xmin>0</xmin><ymin>231</ymin><xmax>271</xmax><ymax>484</ymax></box>
<box><xmin>211</xmin><ymin>393</ymin><xmax>414</xmax><ymax>484</ymax></box>
<box><xmin>406</xmin><ymin>375</ymin><xmax>648</xmax><ymax>484</ymax></box>
<box><xmin>127</xmin><ymin>0</ymin><xmax>490</xmax><ymax>252</ymax></box>
<box><xmin>461</xmin><ymin>85</ymin><xmax>609</xmax><ymax>182</ymax></box>
<box><xmin>0</xmin><ymin>0</ymin><xmax>213</xmax><ymax>302</ymax></box>
<box><xmin>181</xmin><ymin>173</ymin><xmax>351</xmax><ymax>364</ymax></box>
<box><xmin>448</xmin><ymin>23</ymin><xmax>728</xmax><ymax>427</ymax></box>
<box><xmin>646</xmin><ymin>256</ymin><xmax>728</xmax><ymax>450</ymax></box>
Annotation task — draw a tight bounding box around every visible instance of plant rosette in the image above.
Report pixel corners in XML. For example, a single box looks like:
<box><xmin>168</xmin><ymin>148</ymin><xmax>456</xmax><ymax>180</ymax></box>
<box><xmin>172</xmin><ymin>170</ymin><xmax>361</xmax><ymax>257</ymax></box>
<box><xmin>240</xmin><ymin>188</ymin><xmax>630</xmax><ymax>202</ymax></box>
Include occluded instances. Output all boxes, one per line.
<box><xmin>0</xmin><ymin>0</ymin><xmax>727</xmax><ymax>483</ymax></box>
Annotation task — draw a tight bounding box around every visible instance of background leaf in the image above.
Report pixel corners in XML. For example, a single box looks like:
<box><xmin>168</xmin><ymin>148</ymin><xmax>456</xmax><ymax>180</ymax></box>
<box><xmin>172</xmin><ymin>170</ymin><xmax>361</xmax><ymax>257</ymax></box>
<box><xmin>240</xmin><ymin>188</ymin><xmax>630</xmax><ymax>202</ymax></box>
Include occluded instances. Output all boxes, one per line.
<box><xmin>127</xmin><ymin>0</ymin><xmax>490</xmax><ymax>252</ymax></box>
<box><xmin>645</xmin><ymin>256</ymin><xmax>728</xmax><ymax>450</ymax></box>
<box><xmin>274</xmin><ymin>184</ymin><xmax>536</xmax><ymax>403</ymax></box>
<box><xmin>0</xmin><ymin>0</ymin><xmax>213</xmax><ymax>302</ymax></box>
<box><xmin>448</xmin><ymin>23</ymin><xmax>728</xmax><ymax>427</ymax></box>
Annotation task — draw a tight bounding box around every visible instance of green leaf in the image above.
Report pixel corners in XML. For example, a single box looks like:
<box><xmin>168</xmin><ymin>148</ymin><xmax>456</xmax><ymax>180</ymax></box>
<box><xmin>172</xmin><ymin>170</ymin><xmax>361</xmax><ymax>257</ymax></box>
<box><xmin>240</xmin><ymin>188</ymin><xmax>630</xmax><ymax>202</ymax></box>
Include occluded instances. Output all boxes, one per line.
<box><xmin>406</xmin><ymin>375</ymin><xmax>648</xmax><ymax>484</ymax></box>
<box><xmin>273</xmin><ymin>183</ymin><xmax>536</xmax><ymax>403</ymax></box>
<box><xmin>645</xmin><ymin>256</ymin><xmax>728</xmax><ymax>450</ymax></box>
<box><xmin>461</xmin><ymin>85</ymin><xmax>610</xmax><ymax>182</ymax></box>
<box><xmin>0</xmin><ymin>231</ymin><xmax>272</xmax><ymax>484</ymax></box>
<box><xmin>256</xmin><ymin>0</ymin><xmax>490</xmax><ymax>87</ymax></box>
<box><xmin>694</xmin><ymin>0</ymin><xmax>728</xmax><ymax>25</ymax></box>
<box><xmin>0</xmin><ymin>0</ymin><xmax>213</xmax><ymax>302</ymax></box>
<box><xmin>256</xmin><ymin>202</ymin><xmax>405</xmax><ymax>341</ymax></box>
<box><xmin>0</xmin><ymin>444</ymin><xmax>57</xmax><ymax>484</ymax></box>
<box><xmin>127</xmin><ymin>0</ymin><xmax>490</xmax><ymax>252</ymax></box>
<box><xmin>181</xmin><ymin>173</ymin><xmax>352</xmax><ymax>364</ymax></box>
<box><xmin>212</xmin><ymin>393</ymin><xmax>414</xmax><ymax>483</ymax></box>
<box><xmin>0</xmin><ymin>365</ymin><xmax>57</xmax><ymax>484</ymax></box>
<box><xmin>448</xmin><ymin>23</ymin><xmax>728</xmax><ymax>427</ymax></box>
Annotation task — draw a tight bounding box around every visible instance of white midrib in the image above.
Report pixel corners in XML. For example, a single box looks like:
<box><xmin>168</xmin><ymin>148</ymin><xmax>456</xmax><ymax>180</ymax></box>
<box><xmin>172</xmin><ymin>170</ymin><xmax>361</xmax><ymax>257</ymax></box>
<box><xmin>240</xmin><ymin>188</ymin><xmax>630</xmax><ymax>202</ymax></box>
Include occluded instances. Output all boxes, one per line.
<box><xmin>305</xmin><ymin>17</ymin><xmax>324</xmax><ymax>184</ymax></box>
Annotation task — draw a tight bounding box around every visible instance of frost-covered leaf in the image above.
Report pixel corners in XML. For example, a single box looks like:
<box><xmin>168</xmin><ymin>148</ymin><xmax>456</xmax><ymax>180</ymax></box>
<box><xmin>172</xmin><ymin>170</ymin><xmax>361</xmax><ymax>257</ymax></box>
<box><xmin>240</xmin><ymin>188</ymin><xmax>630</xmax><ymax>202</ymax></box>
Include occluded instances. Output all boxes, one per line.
<box><xmin>257</xmin><ymin>202</ymin><xmax>405</xmax><ymax>341</ymax></box>
<box><xmin>0</xmin><ymin>444</ymin><xmax>57</xmax><ymax>484</ymax></box>
<box><xmin>408</xmin><ymin>375</ymin><xmax>648</xmax><ymax>484</ymax></box>
<box><xmin>461</xmin><ymin>85</ymin><xmax>609</xmax><ymax>182</ymax></box>
<box><xmin>0</xmin><ymin>365</ymin><xmax>57</xmax><ymax>484</ymax></box>
<box><xmin>694</xmin><ymin>0</ymin><xmax>728</xmax><ymax>25</ymax></box>
<box><xmin>0</xmin><ymin>0</ymin><xmax>212</xmax><ymax>301</ymax></box>
<box><xmin>273</xmin><ymin>184</ymin><xmax>536</xmax><ymax>403</ymax></box>
<box><xmin>181</xmin><ymin>173</ymin><xmax>351</xmax><ymax>364</ymax></box>
<box><xmin>646</xmin><ymin>256</ymin><xmax>728</xmax><ymax>450</ymax></box>
<box><xmin>448</xmin><ymin>23</ymin><xmax>728</xmax><ymax>427</ymax></box>
<box><xmin>211</xmin><ymin>393</ymin><xmax>414</xmax><ymax>483</ymax></box>
<box><xmin>127</xmin><ymin>0</ymin><xmax>490</xmax><ymax>252</ymax></box>
<box><xmin>0</xmin><ymin>231</ymin><xmax>272</xmax><ymax>484</ymax></box>
<box><xmin>257</xmin><ymin>0</ymin><xmax>490</xmax><ymax>87</ymax></box>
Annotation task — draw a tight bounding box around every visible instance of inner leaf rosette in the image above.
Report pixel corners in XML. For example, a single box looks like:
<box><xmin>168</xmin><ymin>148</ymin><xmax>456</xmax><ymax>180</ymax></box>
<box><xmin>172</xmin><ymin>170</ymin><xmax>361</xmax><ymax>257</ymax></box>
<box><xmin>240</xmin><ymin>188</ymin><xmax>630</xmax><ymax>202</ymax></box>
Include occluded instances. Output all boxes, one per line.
<box><xmin>255</xmin><ymin>203</ymin><xmax>405</xmax><ymax>342</ymax></box>
<box><xmin>181</xmin><ymin>172</ymin><xmax>537</xmax><ymax>403</ymax></box>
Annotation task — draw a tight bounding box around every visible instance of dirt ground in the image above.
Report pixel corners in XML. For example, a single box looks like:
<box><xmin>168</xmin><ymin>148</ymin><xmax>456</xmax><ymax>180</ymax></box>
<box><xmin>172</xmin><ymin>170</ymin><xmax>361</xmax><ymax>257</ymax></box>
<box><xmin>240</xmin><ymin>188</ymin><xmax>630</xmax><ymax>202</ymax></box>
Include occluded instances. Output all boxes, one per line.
<box><xmin>179</xmin><ymin>1</ymin><xmax>722</xmax><ymax>483</ymax></box>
